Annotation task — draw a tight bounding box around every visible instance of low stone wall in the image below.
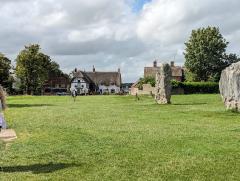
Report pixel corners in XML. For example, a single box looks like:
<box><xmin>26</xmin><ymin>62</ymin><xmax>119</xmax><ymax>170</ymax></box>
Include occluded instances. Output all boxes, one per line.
<box><xmin>130</xmin><ymin>84</ymin><xmax>155</xmax><ymax>95</ymax></box>
<box><xmin>130</xmin><ymin>87</ymin><xmax>139</xmax><ymax>95</ymax></box>
<box><xmin>130</xmin><ymin>84</ymin><xmax>184</xmax><ymax>95</ymax></box>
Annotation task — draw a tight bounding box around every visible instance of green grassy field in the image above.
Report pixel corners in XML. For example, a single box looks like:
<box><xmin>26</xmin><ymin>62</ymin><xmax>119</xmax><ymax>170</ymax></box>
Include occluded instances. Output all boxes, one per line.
<box><xmin>0</xmin><ymin>94</ymin><xmax>240</xmax><ymax>180</ymax></box>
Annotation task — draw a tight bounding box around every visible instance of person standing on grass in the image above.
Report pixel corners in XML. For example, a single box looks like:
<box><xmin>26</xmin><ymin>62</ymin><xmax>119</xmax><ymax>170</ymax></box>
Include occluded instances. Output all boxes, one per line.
<box><xmin>0</xmin><ymin>85</ymin><xmax>7</xmax><ymax>131</ymax></box>
<box><xmin>70</xmin><ymin>86</ymin><xmax>77</xmax><ymax>102</ymax></box>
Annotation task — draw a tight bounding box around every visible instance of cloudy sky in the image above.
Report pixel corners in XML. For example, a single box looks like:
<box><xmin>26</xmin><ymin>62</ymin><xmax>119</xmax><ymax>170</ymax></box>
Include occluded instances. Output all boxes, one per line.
<box><xmin>1</xmin><ymin>0</ymin><xmax>240</xmax><ymax>82</ymax></box>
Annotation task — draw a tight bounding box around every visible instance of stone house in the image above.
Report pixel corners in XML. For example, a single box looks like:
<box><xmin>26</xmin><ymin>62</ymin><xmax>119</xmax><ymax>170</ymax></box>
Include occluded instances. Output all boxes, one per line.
<box><xmin>144</xmin><ymin>61</ymin><xmax>184</xmax><ymax>82</ymax></box>
<box><xmin>130</xmin><ymin>60</ymin><xmax>184</xmax><ymax>95</ymax></box>
<box><xmin>71</xmin><ymin>66</ymin><xmax>122</xmax><ymax>95</ymax></box>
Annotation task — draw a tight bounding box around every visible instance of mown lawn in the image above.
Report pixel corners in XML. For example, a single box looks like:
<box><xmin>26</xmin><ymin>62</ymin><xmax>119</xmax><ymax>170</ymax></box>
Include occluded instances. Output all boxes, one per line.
<box><xmin>0</xmin><ymin>94</ymin><xmax>240</xmax><ymax>180</ymax></box>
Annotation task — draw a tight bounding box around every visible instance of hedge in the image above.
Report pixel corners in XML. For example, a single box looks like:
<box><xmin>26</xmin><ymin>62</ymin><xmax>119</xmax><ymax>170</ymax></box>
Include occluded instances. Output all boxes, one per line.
<box><xmin>171</xmin><ymin>81</ymin><xmax>219</xmax><ymax>94</ymax></box>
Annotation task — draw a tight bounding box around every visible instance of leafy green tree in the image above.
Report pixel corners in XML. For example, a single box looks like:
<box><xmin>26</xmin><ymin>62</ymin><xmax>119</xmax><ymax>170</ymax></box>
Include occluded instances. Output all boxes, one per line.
<box><xmin>137</xmin><ymin>76</ymin><xmax>155</xmax><ymax>90</ymax></box>
<box><xmin>0</xmin><ymin>53</ymin><xmax>13</xmax><ymax>91</ymax></box>
<box><xmin>48</xmin><ymin>61</ymin><xmax>70</xmax><ymax>84</ymax></box>
<box><xmin>184</xmin><ymin>26</ymin><xmax>233</xmax><ymax>82</ymax></box>
<box><xmin>223</xmin><ymin>53</ymin><xmax>240</xmax><ymax>65</ymax></box>
<box><xmin>16</xmin><ymin>44</ymin><xmax>54</xmax><ymax>95</ymax></box>
<box><xmin>48</xmin><ymin>61</ymin><xmax>63</xmax><ymax>78</ymax></box>
<box><xmin>209</xmin><ymin>53</ymin><xmax>240</xmax><ymax>81</ymax></box>
<box><xmin>184</xmin><ymin>69</ymin><xmax>199</xmax><ymax>82</ymax></box>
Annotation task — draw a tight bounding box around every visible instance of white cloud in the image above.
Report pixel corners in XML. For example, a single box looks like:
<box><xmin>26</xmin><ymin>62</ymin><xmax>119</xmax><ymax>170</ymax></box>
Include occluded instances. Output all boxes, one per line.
<box><xmin>0</xmin><ymin>0</ymin><xmax>240</xmax><ymax>82</ymax></box>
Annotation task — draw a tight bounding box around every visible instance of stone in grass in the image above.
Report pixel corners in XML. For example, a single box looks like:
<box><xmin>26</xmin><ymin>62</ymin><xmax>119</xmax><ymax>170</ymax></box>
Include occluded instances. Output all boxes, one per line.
<box><xmin>219</xmin><ymin>61</ymin><xmax>240</xmax><ymax>112</ymax></box>
<box><xmin>155</xmin><ymin>63</ymin><xmax>172</xmax><ymax>104</ymax></box>
<box><xmin>0</xmin><ymin>129</ymin><xmax>17</xmax><ymax>142</ymax></box>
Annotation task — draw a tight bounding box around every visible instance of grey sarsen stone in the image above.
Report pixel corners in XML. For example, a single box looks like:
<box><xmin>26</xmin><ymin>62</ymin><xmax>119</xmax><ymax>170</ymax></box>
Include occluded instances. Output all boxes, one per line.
<box><xmin>219</xmin><ymin>61</ymin><xmax>240</xmax><ymax>111</ymax></box>
<box><xmin>155</xmin><ymin>63</ymin><xmax>172</xmax><ymax>104</ymax></box>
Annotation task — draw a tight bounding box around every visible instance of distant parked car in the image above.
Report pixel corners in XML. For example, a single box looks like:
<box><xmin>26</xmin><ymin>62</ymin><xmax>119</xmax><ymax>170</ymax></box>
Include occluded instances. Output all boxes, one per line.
<box><xmin>56</xmin><ymin>92</ymin><xmax>68</xmax><ymax>96</ymax></box>
<box><xmin>52</xmin><ymin>88</ymin><xmax>68</xmax><ymax>96</ymax></box>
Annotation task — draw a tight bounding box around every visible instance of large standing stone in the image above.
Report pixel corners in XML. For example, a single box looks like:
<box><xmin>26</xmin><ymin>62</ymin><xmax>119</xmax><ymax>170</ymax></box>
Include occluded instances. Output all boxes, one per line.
<box><xmin>155</xmin><ymin>63</ymin><xmax>172</xmax><ymax>104</ymax></box>
<box><xmin>219</xmin><ymin>61</ymin><xmax>240</xmax><ymax>111</ymax></box>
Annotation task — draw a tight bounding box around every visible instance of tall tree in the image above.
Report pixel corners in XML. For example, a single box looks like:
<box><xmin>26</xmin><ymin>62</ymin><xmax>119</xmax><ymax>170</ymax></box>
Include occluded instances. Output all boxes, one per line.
<box><xmin>0</xmin><ymin>53</ymin><xmax>12</xmax><ymax>91</ymax></box>
<box><xmin>184</xmin><ymin>26</ymin><xmax>232</xmax><ymax>82</ymax></box>
<box><xmin>49</xmin><ymin>61</ymin><xmax>62</xmax><ymax>76</ymax></box>
<box><xmin>15</xmin><ymin>44</ymin><xmax>53</xmax><ymax>95</ymax></box>
<box><xmin>47</xmin><ymin>61</ymin><xmax>70</xmax><ymax>86</ymax></box>
<box><xmin>48</xmin><ymin>61</ymin><xmax>67</xmax><ymax>79</ymax></box>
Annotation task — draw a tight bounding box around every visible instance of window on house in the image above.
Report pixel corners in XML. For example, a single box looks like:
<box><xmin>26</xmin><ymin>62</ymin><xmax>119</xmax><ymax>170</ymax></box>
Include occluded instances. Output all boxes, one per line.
<box><xmin>111</xmin><ymin>89</ymin><xmax>115</xmax><ymax>93</ymax></box>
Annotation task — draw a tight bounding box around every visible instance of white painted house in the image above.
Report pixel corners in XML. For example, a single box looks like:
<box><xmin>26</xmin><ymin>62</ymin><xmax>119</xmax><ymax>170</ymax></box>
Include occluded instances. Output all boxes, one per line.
<box><xmin>71</xmin><ymin>77</ymin><xmax>89</xmax><ymax>95</ymax></box>
<box><xmin>71</xmin><ymin>66</ymin><xmax>122</xmax><ymax>95</ymax></box>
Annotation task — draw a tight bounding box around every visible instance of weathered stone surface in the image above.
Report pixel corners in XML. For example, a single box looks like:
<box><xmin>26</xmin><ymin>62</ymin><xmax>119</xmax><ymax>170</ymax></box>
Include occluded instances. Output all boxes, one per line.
<box><xmin>155</xmin><ymin>63</ymin><xmax>172</xmax><ymax>104</ymax></box>
<box><xmin>219</xmin><ymin>61</ymin><xmax>240</xmax><ymax>111</ymax></box>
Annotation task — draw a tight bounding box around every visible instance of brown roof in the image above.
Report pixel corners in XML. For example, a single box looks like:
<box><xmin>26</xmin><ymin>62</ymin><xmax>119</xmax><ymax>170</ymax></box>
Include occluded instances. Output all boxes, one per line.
<box><xmin>131</xmin><ymin>80</ymin><xmax>139</xmax><ymax>88</ymax></box>
<box><xmin>44</xmin><ymin>76</ymin><xmax>70</xmax><ymax>86</ymax></box>
<box><xmin>72</xmin><ymin>71</ymin><xmax>94</xmax><ymax>84</ymax></box>
<box><xmin>73</xmin><ymin>71</ymin><xmax>84</xmax><ymax>78</ymax></box>
<box><xmin>144</xmin><ymin>66</ymin><xmax>183</xmax><ymax>77</ymax></box>
<box><xmin>72</xmin><ymin>69</ymin><xmax>121</xmax><ymax>87</ymax></box>
<box><xmin>85</xmin><ymin>72</ymin><xmax>121</xmax><ymax>87</ymax></box>
<box><xmin>171</xmin><ymin>66</ymin><xmax>183</xmax><ymax>77</ymax></box>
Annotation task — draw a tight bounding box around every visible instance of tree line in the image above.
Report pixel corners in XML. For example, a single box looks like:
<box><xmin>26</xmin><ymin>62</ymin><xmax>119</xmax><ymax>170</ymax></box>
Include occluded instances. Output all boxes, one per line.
<box><xmin>0</xmin><ymin>44</ymin><xmax>67</xmax><ymax>95</ymax></box>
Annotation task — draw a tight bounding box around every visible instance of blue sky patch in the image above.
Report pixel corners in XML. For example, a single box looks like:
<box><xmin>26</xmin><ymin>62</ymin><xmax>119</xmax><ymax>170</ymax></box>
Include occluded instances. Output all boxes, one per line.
<box><xmin>132</xmin><ymin>0</ymin><xmax>152</xmax><ymax>12</ymax></box>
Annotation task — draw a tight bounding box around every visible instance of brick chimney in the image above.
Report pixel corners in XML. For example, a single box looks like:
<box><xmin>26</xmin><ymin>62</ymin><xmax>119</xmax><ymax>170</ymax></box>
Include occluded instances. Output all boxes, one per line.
<box><xmin>118</xmin><ymin>68</ymin><xmax>120</xmax><ymax>73</ymax></box>
<box><xmin>74</xmin><ymin>68</ymin><xmax>77</xmax><ymax>72</ymax></box>
<box><xmin>93</xmin><ymin>65</ymin><xmax>95</xmax><ymax>72</ymax></box>
<box><xmin>170</xmin><ymin>61</ymin><xmax>175</xmax><ymax>67</ymax></box>
<box><xmin>153</xmin><ymin>60</ymin><xmax>157</xmax><ymax>67</ymax></box>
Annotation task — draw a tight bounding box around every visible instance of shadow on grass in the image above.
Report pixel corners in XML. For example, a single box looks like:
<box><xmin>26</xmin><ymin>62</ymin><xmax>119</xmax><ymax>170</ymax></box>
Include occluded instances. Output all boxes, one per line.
<box><xmin>0</xmin><ymin>162</ymin><xmax>81</xmax><ymax>174</ymax></box>
<box><xmin>8</xmin><ymin>104</ymin><xmax>54</xmax><ymax>108</ymax></box>
<box><xmin>138</xmin><ymin>102</ymin><xmax>207</xmax><ymax>107</ymax></box>
<box><xmin>172</xmin><ymin>103</ymin><xmax>207</xmax><ymax>105</ymax></box>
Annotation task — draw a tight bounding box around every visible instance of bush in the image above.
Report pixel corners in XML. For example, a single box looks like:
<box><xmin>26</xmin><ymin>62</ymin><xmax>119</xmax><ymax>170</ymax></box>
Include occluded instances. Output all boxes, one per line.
<box><xmin>171</xmin><ymin>80</ymin><xmax>219</xmax><ymax>94</ymax></box>
<box><xmin>137</xmin><ymin>76</ymin><xmax>155</xmax><ymax>90</ymax></box>
<box><xmin>135</xmin><ymin>78</ymin><xmax>219</xmax><ymax>94</ymax></box>
<box><xmin>171</xmin><ymin>80</ymin><xmax>182</xmax><ymax>89</ymax></box>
